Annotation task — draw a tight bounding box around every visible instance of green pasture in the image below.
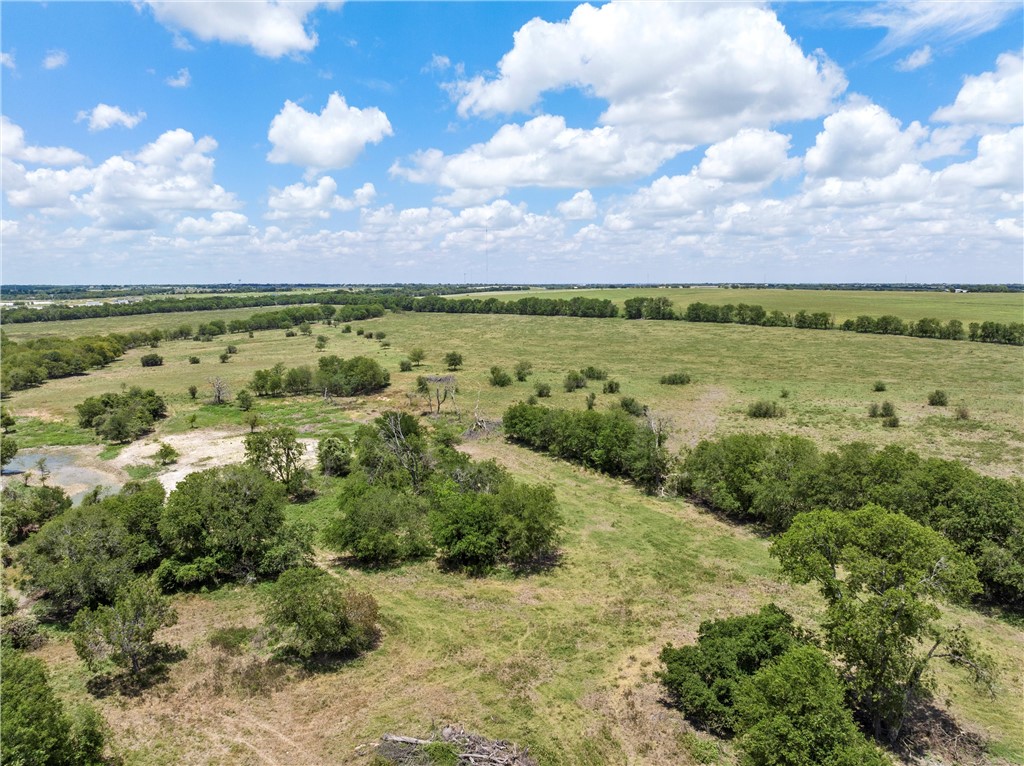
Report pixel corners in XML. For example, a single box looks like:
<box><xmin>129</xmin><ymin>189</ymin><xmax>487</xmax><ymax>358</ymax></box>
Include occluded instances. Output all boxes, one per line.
<box><xmin>8</xmin><ymin>311</ymin><xmax>1022</xmax><ymax>477</ymax></box>
<box><xmin>470</xmin><ymin>286</ymin><xmax>1024</xmax><ymax>325</ymax></box>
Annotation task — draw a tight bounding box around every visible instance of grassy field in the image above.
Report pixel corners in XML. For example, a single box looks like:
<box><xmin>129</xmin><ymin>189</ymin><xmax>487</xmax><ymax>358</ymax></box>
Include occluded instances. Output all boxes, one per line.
<box><xmin>8</xmin><ymin>311</ymin><xmax>1023</xmax><ymax>476</ymax></box>
<box><xmin>468</xmin><ymin>287</ymin><xmax>1024</xmax><ymax>325</ymax></box>
<box><xmin>6</xmin><ymin>305</ymin><xmax>1024</xmax><ymax>764</ymax></box>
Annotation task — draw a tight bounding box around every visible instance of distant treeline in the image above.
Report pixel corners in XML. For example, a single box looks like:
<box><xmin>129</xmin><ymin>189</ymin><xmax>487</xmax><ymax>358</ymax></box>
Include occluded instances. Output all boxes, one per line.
<box><xmin>624</xmin><ymin>297</ymin><xmax>1024</xmax><ymax>345</ymax></box>
<box><xmin>408</xmin><ymin>294</ymin><xmax>619</xmax><ymax>318</ymax></box>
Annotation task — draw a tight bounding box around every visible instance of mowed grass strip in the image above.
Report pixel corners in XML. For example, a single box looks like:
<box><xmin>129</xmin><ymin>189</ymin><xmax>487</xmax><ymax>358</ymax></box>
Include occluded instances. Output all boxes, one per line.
<box><xmin>7</xmin><ymin>311</ymin><xmax>1023</xmax><ymax>477</ymax></box>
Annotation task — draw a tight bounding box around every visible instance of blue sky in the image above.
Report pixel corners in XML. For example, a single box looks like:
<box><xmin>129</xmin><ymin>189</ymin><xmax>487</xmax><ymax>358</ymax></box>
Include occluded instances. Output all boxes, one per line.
<box><xmin>1</xmin><ymin>1</ymin><xmax>1021</xmax><ymax>285</ymax></box>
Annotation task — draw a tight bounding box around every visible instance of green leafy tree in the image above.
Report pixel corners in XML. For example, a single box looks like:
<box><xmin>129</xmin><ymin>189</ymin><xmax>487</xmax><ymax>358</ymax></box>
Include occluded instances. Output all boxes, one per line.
<box><xmin>188</xmin><ymin>384</ymin><xmax>198</xmax><ymax>400</ymax></box>
<box><xmin>771</xmin><ymin>505</ymin><xmax>992</xmax><ymax>745</ymax></box>
<box><xmin>245</xmin><ymin>426</ymin><xmax>308</xmax><ymax>493</ymax></box>
<box><xmin>317</xmin><ymin>435</ymin><xmax>352</xmax><ymax>477</ymax></box>
<box><xmin>71</xmin><ymin>578</ymin><xmax>177</xmax><ymax>676</ymax></box>
<box><xmin>658</xmin><ymin>604</ymin><xmax>804</xmax><ymax>735</ymax></box>
<box><xmin>0</xmin><ymin>645</ymin><xmax>107</xmax><ymax>766</ymax></box>
<box><xmin>444</xmin><ymin>351</ymin><xmax>463</xmax><ymax>370</ymax></box>
<box><xmin>408</xmin><ymin>347</ymin><xmax>426</xmax><ymax>366</ymax></box>
<box><xmin>1</xmin><ymin>483</ymin><xmax>72</xmax><ymax>543</ymax></box>
<box><xmin>236</xmin><ymin>389</ymin><xmax>254</xmax><ymax>411</ymax></box>
<box><xmin>355</xmin><ymin>411</ymin><xmax>431</xmax><ymax>492</ymax></box>
<box><xmin>298</xmin><ymin>321</ymin><xmax>313</xmax><ymax>336</ymax></box>
<box><xmin>157</xmin><ymin>465</ymin><xmax>311</xmax><ymax>588</ymax></box>
<box><xmin>265</xmin><ymin>567</ymin><xmax>379</xmax><ymax>659</ymax></box>
<box><xmin>315</xmin><ymin>334</ymin><xmax>329</xmax><ymax>351</ymax></box>
<box><xmin>495</xmin><ymin>481</ymin><xmax>562</xmax><ymax>569</ymax></box>
<box><xmin>514</xmin><ymin>361</ymin><xmax>533</xmax><ymax>382</ymax></box>
<box><xmin>154</xmin><ymin>442</ymin><xmax>179</xmax><ymax>466</ymax></box>
<box><xmin>428</xmin><ymin>480</ymin><xmax>501</xmax><ymax>574</ymax></box>
<box><xmin>489</xmin><ymin>366</ymin><xmax>513</xmax><ymax>387</ymax></box>
<box><xmin>1</xmin><ymin>434</ymin><xmax>18</xmax><ymax>467</ymax></box>
<box><xmin>735</xmin><ymin>645</ymin><xmax>891</xmax><ymax>766</ymax></box>
<box><xmin>1</xmin><ymin>408</ymin><xmax>15</xmax><ymax>433</ymax></box>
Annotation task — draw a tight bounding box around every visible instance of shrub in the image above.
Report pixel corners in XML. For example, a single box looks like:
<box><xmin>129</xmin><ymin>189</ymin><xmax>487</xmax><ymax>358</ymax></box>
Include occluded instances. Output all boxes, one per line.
<box><xmin>620</xmin><ymin>396</ymin><xmax>645</xmax><ymax>417</ymax></box>
<box><xmin>580</xmin><ymin>365</ymin><xmax>607</xmax><ymax>381</ymax></box>
<box><xmin>265</xmin><ymin>567</ymin><xmax>379</xmax><ymax>659</ymax></box>
<box><xmin>188</xmin><ymin>385</ymin><xmax>198</xmax><ymax>400</ymax></box>
<box><xmin>154</xmin><ymin>442</ymin><xmax>179</xmax><ymax>465</ymax></box>
<box><xmin>602</xmin><ymin>380</ymin><xmax>620</xmax><ymax>394</ymax></box>
<box><xmin>873</xmin><ymin>381</ymin><xmax>887</xmax><ymax>392</ymax></box>
<box><xmin>375</xmin><ymin>332</ymin><xmax>386</xmax><ymax>341</ymax></box>
<box><xmin>868</xmin><ymin>402</ymin><xmax>881</xmax><ymax>418</ymax></box>
<box><xmin>234</xmin><ymin>389</ymin><xmax>253</xmax><ymax>411</ymax></box>
<box><xmin>356</xmin><ymin>328</ymin><xmax>364</xmax><ymax>336</ymax></box>
<box><xmin>514</xmin><ymin>361</ymin><xmax>533</xmax><ymax>382</ymax></box>
<box><xmin>317</xmin><ymin>436</ymin><xmax>352</xmax><ymax>478</ymax></box>
<box><xmin>928</xmin><ymin>390</ymin><xmax>949</xmax><ymax>406</ymax></box>
<box><xmin>563</xmin><ymin>370</ymin><xmax>587</xmax><ymax>392</ymax></box>
<box><xmin>586</xmin><ymin>392</ymin><xmax>597</xmax><ymax>410</ymax></box>
<box><xmin>219</xmin><ymin>352</ymin><xmax>230</xmax><ymax>363</ymax></box>
<box><xmin>341</xmin><ymin>324</ymin><xmax>352</xmax><ymax>334</ymax></box>
<box><xmin>444</xmin><ymin>351</ymin><xmax>463</xmax><ymax>371</ymax></box>
<box><xmin>534</xmin><ymin>382</ymin><xmax>552</xmax><ymax>398</ymax></box>
<box><xmin>882</xmin><ymin>415</ymin><xmax>900</xmax><ymax>428</ymax></box>
<box><xmin>365</xmin><ymin>332</ymin><xmax>375</xmax><ymax>340</ymax></box>
<box><xmin>323</xmin><ymin>480</ymin><xmax>431</xmax><ymax>567</ymax></box>
<box><xmin>526</xmin><ymin>395</ymin><xmax>538</xmax><ymax>405</ymax></box>
<box><xmin>489</xmin><ymin>366</ymin><xmax>513</xmax><ymax>387</ymax></box>
<box><xmin>880</xmin><ymin>401</ymin><xmax>896</xmax><ymax>417</ymax></box>
<box><xmin>189</xmin><ymin>356</ymin><xmax>200</xmax><ymax>365</ymax></box>
<box><xmin>660</xmin><ymin>372</ymin><xmax>691</xmax><ymax>385</ymax></box>
<box><xmin>140</xmin><ymin>353</ymin><xmax>163</xmax><ymax>367</ymax></box>
<box><xmin>955</xmin><ymin>405</ymin><xmax>970</xmax><ymax>420</ymax></box>
<box><xmin>285</xmin><ymin>329</ymin><xmax>297</xmax><ymax>337</ymax></box>
<box><xmin>779</xmin><ymin>389</ymin><xmax>790</xmax><ymax>399</ymax></box>
<box><xmin>658</xmin><ymin>604</ymin><xmax>805</xmax><ymax>735</ymax></box>
<box><xmin>226</xmin><ymin>345</ymin><xmax>238</xmax><ymax>355</ymax></box>
<box><xmin>208</xmin><ymin>626</ymin><xmax>253</xmax><ymax>655</ymax></box>
<box><xmin>399</xmin><ymin>359</ymin><xmax>413</xmax><ymax>372</ymax></box>
<box><xmin>747</xmin><ymin>400</ymin><xmax>783</xmax><ymax>418</ymax></box>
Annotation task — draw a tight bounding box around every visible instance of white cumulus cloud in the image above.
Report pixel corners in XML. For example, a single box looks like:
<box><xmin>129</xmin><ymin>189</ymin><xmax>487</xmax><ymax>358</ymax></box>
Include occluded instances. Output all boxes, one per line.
<box><xmin>76</xmin><ymin>104</ymin><xmax>147</xmax><ymax>132</ymax></box>
<box><xmin>932</xmin><ymin>51</ymin><xmax>1023</xmax><ymax>124</ymax></box>
<box><xmin>697</xmin><ymin>129</ymin><xmax>797</xmax><ymax>184</ymax></box>
<box><xmin>175</xmin><ymin>211</ymin><xmax>250</xmax><ymax>236</ymax></box>
<box><xmin>267</xmin><ymin>92</ymin><xmax>393</xmax><ymax>175</ymax></box>
<box><xmin>165</xmin><ymin>67</ymin><xmax>191</xmax><ymax>88</ymax></box>
<box><xmin>452</xmin><ymin>2</ymin><xmax>845</xmax><ymax>147</ymax></box>
<box><xmin>43</xmin><ymin>49</ymin><xmax>68</xmax><ymax>70</ymax></box>
<box><xmin>146</xmin><ymin>1</ymin><xmax>341</xmax><ymax>59</ymax></box>
<box><xmin>557</xmin><ymin>190</ymin><xmax>597</xmax><ymax>220</ymax></box>
<box><xmin>266</xmin><ymin>177</ymin><xmax>377</xmax><ymax>220</ymax></box>
<box><xmin>896</xmin><ymin>45</ymin><xmax>933</xmax><ymax>71</ymax></box>
<box><xmin>0</xmin><ymin>116</ymin><xmax>87</xmax><ymax>165</ymax></box>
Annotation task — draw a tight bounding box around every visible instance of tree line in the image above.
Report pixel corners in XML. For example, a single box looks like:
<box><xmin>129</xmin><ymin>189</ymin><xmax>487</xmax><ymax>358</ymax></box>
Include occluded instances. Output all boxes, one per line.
<box><xmin>624</xmin><ymin>296</ymin><xmax>1024</xmax><ymax>345</ymax></box>
<box><xmin>502</xmin><ymin>402</ymin><xmax>1023</xmax><ymax>611</ymax></box>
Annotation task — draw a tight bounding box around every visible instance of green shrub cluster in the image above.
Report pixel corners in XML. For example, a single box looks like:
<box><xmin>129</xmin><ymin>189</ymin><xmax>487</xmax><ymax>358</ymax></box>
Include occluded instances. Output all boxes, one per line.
<box><xmin>140</xmin><ymin>353</ymin><xmax>163</xmax><ymax>367</ymax></box>
<box><xmin>928</xmin><ymin>389</ymin><xmax>949</xmax><ymax>406</ymax></box>
<box><xmin>489</xmin><ymin>366</ymin><xmax>513</xmax><ymax>387</ymax></box>
<box><xmin>251</xmin><ymin>355</ymin><xmax>389</xmax><ymax>398</ymax></box>
<box><xmin>503</xmin><ymin>402</ymin><xmax>668</xmax><ymax>494</ymax></box>
<box><xmin>75</xmin><ymin>387</ymin><xmax>167</xmax><ymax>443</ymax></box>
<box><xmin>746</xmin><ymin>400</ymin><xmax>783</xmax><ymax>418</ymax></box>
<box><xmin>323</xmin><ymin>412</ymin><xmax>564</xmax><ymax>574</ymax></box>
<box><xmin>676</xmin><ymin>434</ymin><xmax>1024</xmax><ymax>608</ymax></box>
<box><xmin>660</xmin><ymin>372</ymin><xmax>691</xmax><ymax>385</ymax></box>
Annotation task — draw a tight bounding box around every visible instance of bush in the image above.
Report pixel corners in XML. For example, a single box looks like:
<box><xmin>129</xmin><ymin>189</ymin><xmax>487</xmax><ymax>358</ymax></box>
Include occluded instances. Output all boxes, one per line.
<box><xmin>534</xmin><ymin>382</ymin><xmax>552</xmax><ymax>398</ymax></box>
<box><xmin>365</xmin><ymin>332</ymin><xmax>374</xmax><ymax>340</ymax></box>
<box><xmin>882</xmin><ymin>415</ymin><xmax>900</xmax><ymax>428</ymax></box>
<box><xmin>660</xmin><ymin>372</ymin><xmax>691</xmax><ymax>385</ymax></box>
<box><xmin>154</xmin><ymin>442</ymin><xmax>179</xmax><ymax>465</ymax></box>
<box><xmin>323</xmin><ymin>480</ymin><xmax>431</xmax><ymax>567</ymax></box>
<box><xmin>375</xmin><ymin>331</ymin><xmax>386</xmax><ymax>341</ymax></box>
<box><xmin>658</xmin><ymin>604</ymin><xmax>805</xmax><ymax>735</ymax></box>
<box><xmin>189</xmin><ymin>356</ymin><xmax>200</xmax><ymax>365</ymax></box>
<box><xmin>226</xmin><ymin>345</ymin><xmax>238</xmax><ymax>355</ymax></box>
<box><xmin>880</xmin><ymin>401</ymin><xmax>896</xmax><ymax>417</ymax></box>
<box><xmin>444</xmin><ymin>351</ymin><xmax>463</xmax><ymax>371</ymax></box>
<box><xmin>285</xmin><ymin>329</ymin><xmax>297</xmax><ymax>337</ymax></box>
<box><xmin>489</xmin><ymin>366</ymin><xmax>513</xmax><ymax>387</ymax></box>
<box><xmin>563</xmin><ymin>370</ymin><xmax>587</xmax><ymax>392</ymax></box>
<box><xmin>747</xmin><ymin>400</ymin><xmax>784</xmax><ymax>418</ymax></box>
<box><xmin>356</xmin><ymin>328</ymin><xmax>364</xmax><ymax>336</ymax></box>
<box><xmin>735</xmin><ymin>645</ymin><xmax>891</xmax><ymax>766</ymax></box>
<box><xmin>265</xmin><ymin>567</ymin><xmax>379</xmax><ymax>659</ymax></box>
<box><xmin>873</xmin><ymin>381</ymin><xmax>887</xmax><ymax>392</ymax></box>
<box><xmin>140</xmin><ymin>353</ymin><xmax>163</xmax><ymax>367</ymax></box>
<box><xmin>955</xmin><ymin>405</ymin><xmax>970</xmax><ymax>420</ymax></box>
<box><xmin>580</xmin><ymin>365</ymin><xmax>608</xmax><ymax>381</ymax></box>
<box><xmin>341</xmin><ymin>324</ymin><xmax>352</xmax><ymax>333</ymax></box>
<box><xmin>188</xmin><ymin>385</ymin><xmax>198</xmax><ymax>400</ymax></box>
<box><xmin>868</xmin><ymin>402</ymin><xmax>881</xmax><ymax>418</ymax></box>
<box><xmin>928</xmin><ymin>390</ymin><xmax>949</xmax><ymax>406</ymax></box>
<box><xmin>317</xmin><ymin>436</ymin><xmax>352</xmax><ymax>478</ymax></box>
<box><xmin>514</xmin><ymin>361</ymin><xmax>533</xmax><ymax>382</ymax></box>
<box><xmin>602</xmin><ymin>380</ymin><xmax>620</xmax><ymax>394</ymax></box>
<box><xmin>399</xmin><ymin>359</ymin><xmax>413</xmax><ymax>372</ymax></box>
<box><xmin>620</xmin><ymin>396</ymin><xmax>645</xmax><ymax>417</ymax></box>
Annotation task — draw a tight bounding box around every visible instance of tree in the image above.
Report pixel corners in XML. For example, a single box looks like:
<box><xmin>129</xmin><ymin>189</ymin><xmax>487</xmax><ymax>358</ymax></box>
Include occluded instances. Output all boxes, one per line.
<box><xmin>514</xmin><ymin>361</ymin><xmax>533</xmax><ymax>382</ymax></box>
<box><xmin>317</xmin><ymin>435</ymin><xmax>351</xmax><ymax>477</ymax></box>
<box><xmin>154</xmin><ymin>442</ymin><xmax>179</xmax><ymax>465</ymax></box>
<box><xmin>188</xmin><ymin>384</ymin><xmax>198</xmax><ymax>400</ymax></box>
<box><xmin>1</xmin><ymin>408</ymin><xmax>15</xmax><ymax>433</ymax></box>
<box><xmin>418</xmin><ymin>374</ymin><xmax>458</xmax><ymax>414</ymax></box>
<box><xmin>140</xmin><ymin>353</ymin><xmax>163</xmax><ymax>367</ymax></box>
<box><xmin>315</xmin><ymin>334</ymin><xmax>328</xmax><ymax>351</ymax></box>
<box><xmin>72</xmin><ymin>578</ymin><xmax>177</xmax><ymax>676</ymax></box>
<box><xmin>735</xmin><ymin>645</ymin><xmax>891</xmax><ymax>766</ymax></box>
<box><xmin>408</xmin><ymin>347</ymin><xmax>426</xmax><ymax>366</ymax></box>
<box><xmin>245</xmin><ymin>426</ymin><xmax>307</xmax><ymax>492</ymax></box>
<box><xmin>209</xmin><ymin>377</ymin><xmax>229</xmax><ymax>404</ymax></box>
<box><xmin>1</xmin><ymin>434</ymin><xmax>18</xmax><ymax>468</ymax></box>
<box><xmin>236</xmin><ymin>389</ymin><xmax>254</xmax><ymax>411</ymax></box>
<box><xmin>157</xmin><ymin>465</ymin><xmax>310</xmax><ymax>588</ymax></box>
<box><xmin>243</xmin><ymin>412</ymin><xmax>262</xmax><ymax>433</ymax></box>
<box><xmin>495</xmin><ymin>481</ymin><xmax>562</xmax><ymax>569</ymax></box>
<box><xmin>444</xmin><ymin>351</ymin><xmax>463</xmax><ymax>370</ymax></box>
<box><xmin>298</xmin><ymin>321</ymin><xmax>313</xmax><ymax>336</ymax></box>
<box><xmin>265</xmin><ymin>567</ymin><xmax>378</xmax><ymax>660</ymax></box>
<box><xmin>219</xmin><ymin>352</ymin><xmax>230</xmax><ymax>363</ymax></box>
<box><xmin>771</xmin><ymin>505</ymin><xmax>991</xmax><ymax>745</ymax></box>
<box><xmin>1</xmin><ymin>645</ymin><xmax>106</xmax><ymax>766</ymax></box>
<box><xmin>489</xmin><ymin>366</ymin><xmax>512</xmax><ymax>387</ymax></box>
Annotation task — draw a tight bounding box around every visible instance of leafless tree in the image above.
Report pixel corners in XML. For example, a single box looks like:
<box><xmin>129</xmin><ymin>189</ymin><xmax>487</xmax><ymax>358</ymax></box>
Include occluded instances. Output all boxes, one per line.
<box><xmin>209</xmin><ymin>377</ymin><xmax>229</xmax><ymax>405</ymax></box>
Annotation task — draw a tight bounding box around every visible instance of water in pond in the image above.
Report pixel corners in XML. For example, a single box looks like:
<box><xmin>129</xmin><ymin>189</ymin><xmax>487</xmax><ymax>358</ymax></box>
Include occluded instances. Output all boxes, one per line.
<box><xmin>2</xmin><ymin>451</ymin><xmax>119</xmax><ymax>505</ymax></box>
